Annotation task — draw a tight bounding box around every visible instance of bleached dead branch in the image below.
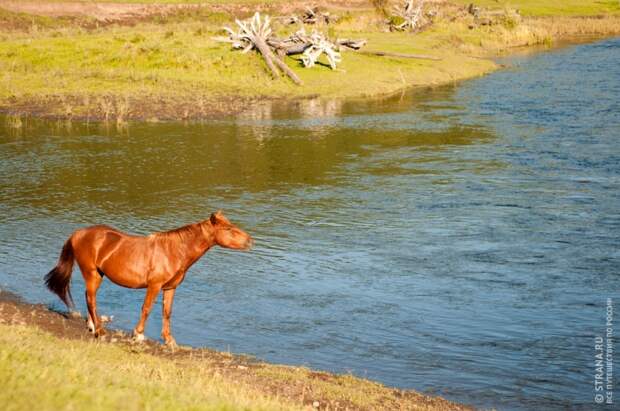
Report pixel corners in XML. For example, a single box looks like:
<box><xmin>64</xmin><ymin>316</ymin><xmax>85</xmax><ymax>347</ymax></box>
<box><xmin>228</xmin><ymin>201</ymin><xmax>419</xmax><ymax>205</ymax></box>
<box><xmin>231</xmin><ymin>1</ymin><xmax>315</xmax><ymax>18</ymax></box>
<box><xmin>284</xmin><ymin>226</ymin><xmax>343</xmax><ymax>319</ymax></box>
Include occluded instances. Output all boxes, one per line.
<box><xmin>285</xmin><ymin>7</ymin><xmax>334</xmax><ymax>25</ymax></box>
<box><xmin>219</xmin><ymin>12</ymin><xmax>302</xmax><ymax>85</ymax></box>
<box><xmin>392</xmin><ymin>0</ymin><xmax>425</xmax><ymax>31</ymax></box>
<box><xmin>301</xmin><ymin>30</ymin><xmax>341</xmax><ymax>69</ymax></box>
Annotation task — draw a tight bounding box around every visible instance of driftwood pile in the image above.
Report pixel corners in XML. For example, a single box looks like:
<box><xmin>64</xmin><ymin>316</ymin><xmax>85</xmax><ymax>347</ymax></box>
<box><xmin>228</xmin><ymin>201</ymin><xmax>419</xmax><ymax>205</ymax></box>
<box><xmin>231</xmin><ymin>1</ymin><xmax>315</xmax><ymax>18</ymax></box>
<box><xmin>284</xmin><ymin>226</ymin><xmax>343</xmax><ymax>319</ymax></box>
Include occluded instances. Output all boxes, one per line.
<box><xmin>270</xmin><ymin>29</ymin><xmax>342</xmax><ymax>69</ymax></box>
<box><xmin>270</xmin><ymin>29</ymin><xmax>367</xmax><ymax>68</ymax></box>
<box><xmin>465</xmin><ymin>4</ymin><xmax>522</xmax><ymax>29</ymax></box>
<box><xmin>215</xmin><ymin>7</ymin><xmax>444</xmax><ymax>85</ymax></box>
<box><xmin>216</xmin><ymin>12</ymin><xmax>367</xmax><ymax>84</ymax></box>
<box><xmin>390</xmin><ymin>0</ymin><xmax>425</xmax><ymax>31</ymax></box>
<box><xmin>286</xmin><ymin>7</ymin><xmax>334</xmax><ymax>25</ymax></box>
<box><xmin>219</xmin><ymin>12</ymin><xmax>302</xmax><ymax>85</ymax></box>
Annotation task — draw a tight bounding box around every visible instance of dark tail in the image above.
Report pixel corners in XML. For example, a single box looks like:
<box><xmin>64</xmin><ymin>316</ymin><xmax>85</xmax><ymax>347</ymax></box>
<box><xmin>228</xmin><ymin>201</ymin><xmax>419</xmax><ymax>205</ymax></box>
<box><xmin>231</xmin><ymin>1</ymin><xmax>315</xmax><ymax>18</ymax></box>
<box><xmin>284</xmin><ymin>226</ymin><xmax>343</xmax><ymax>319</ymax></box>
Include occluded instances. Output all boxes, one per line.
<box><xmin>45</xmin><ymin>236</ymin><xmax>75</xmax><ymax>308</ymax></box>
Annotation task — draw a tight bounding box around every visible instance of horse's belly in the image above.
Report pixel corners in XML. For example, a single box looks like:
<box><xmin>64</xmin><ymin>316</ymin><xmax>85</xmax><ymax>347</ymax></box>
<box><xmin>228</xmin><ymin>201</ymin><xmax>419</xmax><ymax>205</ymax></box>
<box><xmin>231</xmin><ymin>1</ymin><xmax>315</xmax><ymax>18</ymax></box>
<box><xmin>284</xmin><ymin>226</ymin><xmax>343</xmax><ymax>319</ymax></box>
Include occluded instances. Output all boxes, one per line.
<box><xmin>103</xmin><ymin>268</ymin><xmax>147</xmax><ymax>289</ymax></box>
<box><xmin>98</xmin><ymin>245</ymin><xmax>149</xmax><ymax>288</ymax></box>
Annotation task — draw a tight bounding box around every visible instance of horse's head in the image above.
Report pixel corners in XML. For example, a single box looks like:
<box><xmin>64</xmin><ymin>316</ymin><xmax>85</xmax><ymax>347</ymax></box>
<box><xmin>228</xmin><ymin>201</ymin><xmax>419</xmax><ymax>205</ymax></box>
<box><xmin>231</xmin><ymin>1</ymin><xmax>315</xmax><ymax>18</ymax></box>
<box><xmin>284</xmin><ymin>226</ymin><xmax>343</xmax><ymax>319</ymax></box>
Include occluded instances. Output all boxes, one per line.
<box><xmin>209</xmin><ymin>211</ymin><xmax>253</xmax><ymax>251</ymax></box>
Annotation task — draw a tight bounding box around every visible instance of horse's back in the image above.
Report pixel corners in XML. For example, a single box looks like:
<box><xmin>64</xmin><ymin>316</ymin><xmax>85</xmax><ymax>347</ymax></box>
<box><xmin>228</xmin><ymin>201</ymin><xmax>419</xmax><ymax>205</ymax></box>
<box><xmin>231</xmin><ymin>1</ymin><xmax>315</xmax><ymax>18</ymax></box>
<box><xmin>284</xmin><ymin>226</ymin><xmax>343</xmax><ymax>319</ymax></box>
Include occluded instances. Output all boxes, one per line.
<box><xmin>71</xmin><ymin>225</ymin><xmax>151</xmax><ymax>286</ymax></box>
<box><xmin>71</xmin><ymin>225</ymin><xmax>128</xmax><ymax>266</ymax></box>
<box><xmin>77</xmin><ymin>224</ymin><xmax>124</xmax><ymax>235</ymax></box>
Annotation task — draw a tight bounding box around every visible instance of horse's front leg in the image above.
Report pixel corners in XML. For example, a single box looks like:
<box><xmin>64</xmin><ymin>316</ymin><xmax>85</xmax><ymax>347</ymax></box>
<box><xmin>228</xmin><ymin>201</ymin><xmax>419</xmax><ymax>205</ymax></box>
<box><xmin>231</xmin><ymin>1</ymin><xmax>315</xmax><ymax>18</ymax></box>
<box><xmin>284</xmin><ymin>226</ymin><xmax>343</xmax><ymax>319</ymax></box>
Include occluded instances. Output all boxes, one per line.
<box><xmin>87</xmin><ymin>312</ymin><xmax>95</xmax><ymax>334</ymax></box>
<box><xmin>161</xmin><ymin>288</ymin><xmax>177</xmax><ymax>347</ymax></box>
<box><xmin>133</xmin><ymin>283</ymin><xmax>162</xmax><ymax>343</ymax></box>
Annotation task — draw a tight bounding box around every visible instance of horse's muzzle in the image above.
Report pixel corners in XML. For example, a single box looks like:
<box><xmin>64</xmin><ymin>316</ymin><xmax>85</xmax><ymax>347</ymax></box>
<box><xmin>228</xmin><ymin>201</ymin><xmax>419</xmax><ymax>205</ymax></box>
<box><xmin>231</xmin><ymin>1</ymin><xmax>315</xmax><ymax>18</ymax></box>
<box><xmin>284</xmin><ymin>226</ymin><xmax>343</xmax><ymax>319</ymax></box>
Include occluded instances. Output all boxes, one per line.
<box><xmin>244</xmin><ymin>238</ymin><xmax>254</xmax><ymax>251</ymax></box>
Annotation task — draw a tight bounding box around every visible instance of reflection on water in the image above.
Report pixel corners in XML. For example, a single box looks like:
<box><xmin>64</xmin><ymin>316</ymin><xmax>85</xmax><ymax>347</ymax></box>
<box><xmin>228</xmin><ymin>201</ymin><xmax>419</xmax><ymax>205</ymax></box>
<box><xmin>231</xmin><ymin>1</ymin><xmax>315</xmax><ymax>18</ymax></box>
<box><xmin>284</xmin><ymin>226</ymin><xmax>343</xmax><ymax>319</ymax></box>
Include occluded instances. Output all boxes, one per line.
<box><xmin>2</xmin><ymin>38</ymin><xmax>620</xmax><ymax>411</ymax></box>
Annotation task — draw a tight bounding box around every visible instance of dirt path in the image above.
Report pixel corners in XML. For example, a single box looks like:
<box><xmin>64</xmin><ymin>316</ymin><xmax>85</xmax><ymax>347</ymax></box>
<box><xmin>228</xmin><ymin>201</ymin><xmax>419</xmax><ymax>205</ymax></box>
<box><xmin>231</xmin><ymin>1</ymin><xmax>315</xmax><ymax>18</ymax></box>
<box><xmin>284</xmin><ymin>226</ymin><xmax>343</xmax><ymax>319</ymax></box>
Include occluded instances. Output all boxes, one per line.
<box><xmin>0</xmin><ymin>1</ymin><xmax>208</xmax><ymax>22</ymax></box>
<box><xmin>0</xmin><ymin>0</ymin><xmax>373</xmax><ymax>22</ymax></box>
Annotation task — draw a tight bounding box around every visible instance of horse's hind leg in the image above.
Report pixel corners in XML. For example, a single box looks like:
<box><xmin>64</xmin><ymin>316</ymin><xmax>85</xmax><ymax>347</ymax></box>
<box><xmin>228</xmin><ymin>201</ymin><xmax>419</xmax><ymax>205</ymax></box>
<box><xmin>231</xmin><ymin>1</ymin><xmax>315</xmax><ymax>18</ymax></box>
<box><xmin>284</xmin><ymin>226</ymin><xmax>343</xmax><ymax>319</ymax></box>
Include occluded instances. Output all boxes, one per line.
<box><xmin>84</xmin><ymin>270</ymin><xmax>104</xmax><ymax>337</ymax></box>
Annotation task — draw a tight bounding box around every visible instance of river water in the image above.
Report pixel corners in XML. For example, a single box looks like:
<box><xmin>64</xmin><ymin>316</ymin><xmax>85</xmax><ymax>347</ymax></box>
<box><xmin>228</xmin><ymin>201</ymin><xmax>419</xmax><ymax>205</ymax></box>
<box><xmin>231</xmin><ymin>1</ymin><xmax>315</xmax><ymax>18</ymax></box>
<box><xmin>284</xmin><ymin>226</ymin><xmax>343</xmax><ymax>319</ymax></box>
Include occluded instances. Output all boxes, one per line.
<box><xmin>1</xmin><ymin>38</ymin><xmax>619</xmax><ymax>410</ymax></box>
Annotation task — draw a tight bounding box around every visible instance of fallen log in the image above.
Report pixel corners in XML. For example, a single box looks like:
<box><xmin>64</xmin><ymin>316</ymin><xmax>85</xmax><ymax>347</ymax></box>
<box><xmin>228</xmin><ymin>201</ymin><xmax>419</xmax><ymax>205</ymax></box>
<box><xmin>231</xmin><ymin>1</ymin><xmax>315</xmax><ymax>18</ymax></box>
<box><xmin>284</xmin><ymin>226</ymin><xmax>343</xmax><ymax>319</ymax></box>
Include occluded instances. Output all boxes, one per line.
<box><xmin>267</xmin><ymin>38</ymin><xmax>310</xmax><ymax>56</ymax></box>
<box><xmin>336</xmin><ymin>39</ymin><xmax>367</xmax><ymax>51</ymax></box>
<box><xmin>270</xmin><ymin>32</ymin><xmax>367</xmax><ymax>55</ymax></box>
<box><xmin>270</xmin><ymin>30</ymin><xmax>344</xmax><ymax>70</ymax></box>
<box><xmin>268</xmin><ymin>47</ymin><xmax>303</xmax><ymax>84</ymax></box>
<box><xmin>358</xmin><ymin>50</ymin><xmax>441</xmax><ymax>61</ymax></box>
<box><xmin>275</xmin><ymin>42</ymin><xmax>311</xmax><ymax>55</ymax></box>
<box><xmin>253</xmin><ymin>35</ymin><xmax>286</xmax><ymax>80</ymax></box>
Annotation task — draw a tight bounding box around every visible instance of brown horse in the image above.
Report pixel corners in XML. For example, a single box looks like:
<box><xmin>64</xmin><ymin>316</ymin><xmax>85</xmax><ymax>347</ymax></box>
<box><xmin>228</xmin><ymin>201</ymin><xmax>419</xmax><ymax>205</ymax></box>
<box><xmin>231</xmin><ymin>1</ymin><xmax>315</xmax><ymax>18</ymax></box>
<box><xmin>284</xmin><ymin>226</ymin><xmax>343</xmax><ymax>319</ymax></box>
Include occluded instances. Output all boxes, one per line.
<box><xmin>45</xmin><ymin>211</ymin><xmax>253</xmax><ymax>346</ymax></box>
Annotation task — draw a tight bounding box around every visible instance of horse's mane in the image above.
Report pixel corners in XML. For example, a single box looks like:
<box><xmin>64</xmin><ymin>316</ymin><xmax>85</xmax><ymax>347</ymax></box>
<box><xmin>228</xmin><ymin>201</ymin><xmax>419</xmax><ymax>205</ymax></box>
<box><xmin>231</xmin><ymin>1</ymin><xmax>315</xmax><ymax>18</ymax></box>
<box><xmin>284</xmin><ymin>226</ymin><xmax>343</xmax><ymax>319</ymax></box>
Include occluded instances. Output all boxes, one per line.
<box><xmin>154</xmin><ymin>222</ymin><xmax>204</xmax><ymax>243</ymax></box>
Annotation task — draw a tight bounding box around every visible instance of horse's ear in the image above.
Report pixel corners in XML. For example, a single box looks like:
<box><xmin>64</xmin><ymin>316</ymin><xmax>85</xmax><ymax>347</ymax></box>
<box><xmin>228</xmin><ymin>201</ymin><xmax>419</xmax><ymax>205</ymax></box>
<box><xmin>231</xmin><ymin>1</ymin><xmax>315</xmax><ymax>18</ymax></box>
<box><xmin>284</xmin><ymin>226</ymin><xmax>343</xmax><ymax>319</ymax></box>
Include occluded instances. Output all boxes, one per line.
<box><xmin>210</xmin><ymin>213</ymin><xmax>218</xmax><ymax>225</ymax></box>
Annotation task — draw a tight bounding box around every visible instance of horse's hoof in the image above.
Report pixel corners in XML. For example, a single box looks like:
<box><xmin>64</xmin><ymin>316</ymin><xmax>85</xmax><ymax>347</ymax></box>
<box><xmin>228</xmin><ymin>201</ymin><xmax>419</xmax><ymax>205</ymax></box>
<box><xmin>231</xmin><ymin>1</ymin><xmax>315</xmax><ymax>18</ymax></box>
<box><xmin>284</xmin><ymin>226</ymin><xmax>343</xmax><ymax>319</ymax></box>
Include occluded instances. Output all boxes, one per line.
<box><xmin>94</xmin><ymin>328</ymin><xmax>106</xmax><ymax>338</ymax></box>
<box><xmin>87</xmin><ymin>321</ymin><xmax>95</xmax><ymax>334</ymax></box>
<box><xmin>164</xmin><ymin>338</ymin><xmax>177</xmax><ymax>349</ymax></box>
<box><xmin>133</xmin><ymin>332</ymin><xmax>145</xmax><ymax>343</ymax></box>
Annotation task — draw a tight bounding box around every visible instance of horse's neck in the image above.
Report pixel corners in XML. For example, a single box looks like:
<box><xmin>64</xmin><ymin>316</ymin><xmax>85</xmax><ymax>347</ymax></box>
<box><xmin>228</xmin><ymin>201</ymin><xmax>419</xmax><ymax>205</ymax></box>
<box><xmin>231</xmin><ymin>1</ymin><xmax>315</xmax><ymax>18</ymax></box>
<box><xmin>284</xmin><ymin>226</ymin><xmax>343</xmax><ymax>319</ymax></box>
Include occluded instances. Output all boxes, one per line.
<box><xmin>177</xmin><ymin>223</ymin><xmax>214</xmax><ymax>268</ymax></box>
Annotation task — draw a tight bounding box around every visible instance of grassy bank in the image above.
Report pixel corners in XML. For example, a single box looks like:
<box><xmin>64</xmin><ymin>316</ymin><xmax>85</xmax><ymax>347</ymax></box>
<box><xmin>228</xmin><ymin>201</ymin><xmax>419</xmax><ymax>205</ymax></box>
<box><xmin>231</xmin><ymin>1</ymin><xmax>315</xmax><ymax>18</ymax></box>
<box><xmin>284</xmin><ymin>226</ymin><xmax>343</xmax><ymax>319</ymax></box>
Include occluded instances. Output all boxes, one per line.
<box><xmin>0</xmin><ymin>325</ymin><xmax>296</xmax><ymax>411</ymax></box>
<box><xmin>0</xmin><ymin>1</ymin><xmax>619</xmax><ymax>120</ymax></box>
<box><xmin>0</xmin><ymin>291</ymin><xmax>470</xmax><ymax>411</ymax></box>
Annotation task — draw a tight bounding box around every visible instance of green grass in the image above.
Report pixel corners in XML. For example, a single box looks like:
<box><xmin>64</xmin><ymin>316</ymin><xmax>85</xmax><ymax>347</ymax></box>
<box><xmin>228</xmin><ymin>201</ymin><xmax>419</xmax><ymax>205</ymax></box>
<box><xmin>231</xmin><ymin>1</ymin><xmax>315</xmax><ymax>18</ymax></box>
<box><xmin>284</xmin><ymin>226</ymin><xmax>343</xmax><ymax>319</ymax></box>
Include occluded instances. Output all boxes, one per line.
<box><xmin>451</xmin><ymin>0</ymin><xmax>620</xmax><ymax>16</ymax></box>
<box><xmin>0</xmin><ymin>324</ymin><xmax>298</xmax><ymax>411</ymax></box>
<box><xmin>0</xmin><ymin>12</ymin><xmax>496</xmax><ymax>115</ymax></box>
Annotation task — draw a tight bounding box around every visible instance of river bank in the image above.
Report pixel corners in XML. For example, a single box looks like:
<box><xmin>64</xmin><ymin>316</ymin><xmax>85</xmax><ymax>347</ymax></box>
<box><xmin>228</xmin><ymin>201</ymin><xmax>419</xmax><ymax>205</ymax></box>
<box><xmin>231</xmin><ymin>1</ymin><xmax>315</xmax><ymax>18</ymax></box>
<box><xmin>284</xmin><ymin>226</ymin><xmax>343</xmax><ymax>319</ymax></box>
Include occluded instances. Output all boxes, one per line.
<box><xmin>1</xmin><ymin>0</ymin><xmax>619</xmax><ymax>121</ymax></box>
<box><xmin>0</xmin><ymin>288</ymin><xmax>471</xmax><ymax>410</ymax></box>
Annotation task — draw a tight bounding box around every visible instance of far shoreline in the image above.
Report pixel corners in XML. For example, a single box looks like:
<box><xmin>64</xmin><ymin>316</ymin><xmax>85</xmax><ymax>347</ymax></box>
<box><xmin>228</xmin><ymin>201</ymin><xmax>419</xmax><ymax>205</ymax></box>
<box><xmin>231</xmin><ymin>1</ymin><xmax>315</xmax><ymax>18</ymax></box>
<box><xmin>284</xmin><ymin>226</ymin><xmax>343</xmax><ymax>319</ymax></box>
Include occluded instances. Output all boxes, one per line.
<box><xmin>1</xmin><ymin>1</ymin><xmax>619</xmax><ymax>123</ymax></box>
<box><xmin>2</xmin><ymin>32</ymin><xmax>616</xmax><ymax>125</ymax></box>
